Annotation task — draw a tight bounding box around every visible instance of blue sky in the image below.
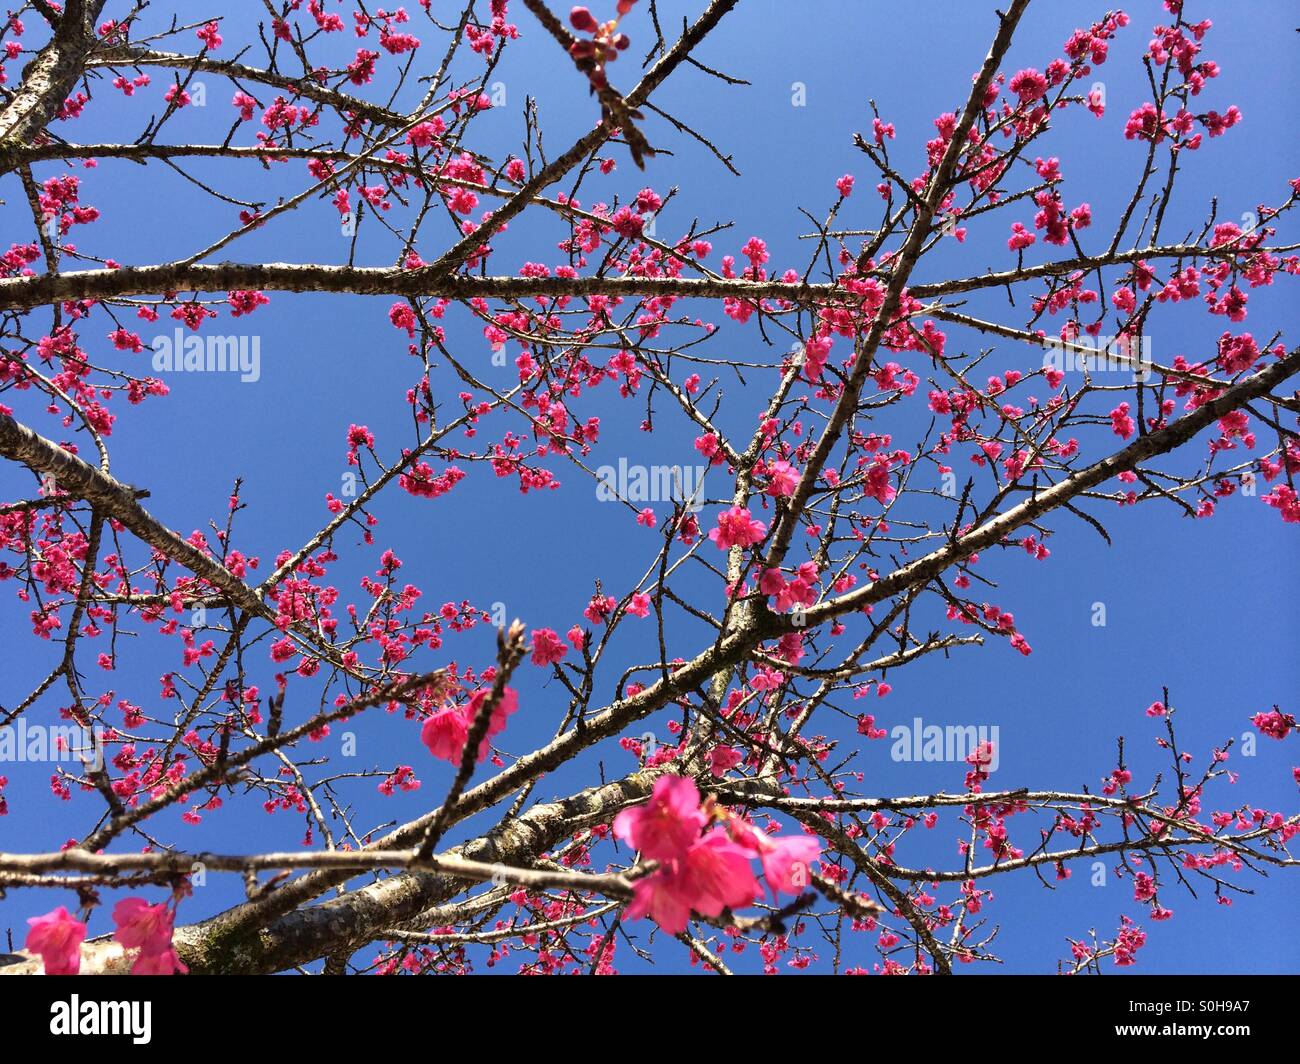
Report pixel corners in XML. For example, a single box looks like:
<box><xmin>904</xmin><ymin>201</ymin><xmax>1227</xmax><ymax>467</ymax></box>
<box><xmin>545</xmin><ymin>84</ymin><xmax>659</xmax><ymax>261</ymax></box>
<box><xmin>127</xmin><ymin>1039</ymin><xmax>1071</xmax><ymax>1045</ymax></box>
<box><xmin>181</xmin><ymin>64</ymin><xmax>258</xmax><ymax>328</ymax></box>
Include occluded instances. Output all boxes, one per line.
<box><xmin>1</xmin><ymin>1</ymin><xmax>1297</xmax><ymax>973</ymax></box>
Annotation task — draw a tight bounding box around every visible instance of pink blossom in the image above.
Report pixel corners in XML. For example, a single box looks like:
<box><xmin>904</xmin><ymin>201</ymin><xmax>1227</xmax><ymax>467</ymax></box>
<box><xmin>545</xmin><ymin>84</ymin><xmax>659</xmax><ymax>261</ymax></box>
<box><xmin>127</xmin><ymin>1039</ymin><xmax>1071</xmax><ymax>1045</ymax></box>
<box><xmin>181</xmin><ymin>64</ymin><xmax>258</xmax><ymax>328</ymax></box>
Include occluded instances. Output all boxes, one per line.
<box><xmin>732</xmin><ymin>822</ymin><xmax>822</xmax><ymax>895</ymax></box>
<box><xmin>25</xmin><ymin>906</ymin><xmax>86</xmax><ymax>975</ymax></box>
<box><xmin>530</xmin><ymin>627</ymin><xmax>567</xmax><ymax>667</ymax></box>
<box><xmin>112</xmin><ymin>897</ymin><xmax>172</xmax><ymax>952</ymax></box>
<box><xmin>584</xmin><ymin>593</ymin><xmax>617</xmax><ymax>625</ymax></box>
<box><xmin>764</xmin><ymin>460</ymin><xmax>800</xmax><ymax>497</ymax></box>
<box><xmin>625</xmin><ymin>870</ymin><xmax>693</xmax><ymax>933</ymax></box>
<box><xmin>709</xmin><ymin>745</ymin><xmax>743</xmax><ymax>776</ymax></box>
<box><xmin>232</xmin><ymin>91</ymin><xmax>256</xmax><ymax>120</ymax></box>
<box><xmin>1262</xmin><ymin>484</ymin><xmax>1300</xmax><ymax>523</ymax></box>
<box><xmin>759</xmin><ymin>568</ymin><xmax>787</xmax><ymax>597</ymax></box>
<box><xmin>129</xmin><ymin>946</ymin><xmax>189</xmax><ymax>975</ymax></box>
<box><xmin>389</xmin><ymin>302</ymin><xmax>417</xmax><ymax>336</ymax></box>
<box><xmin>1008</xmin><ymin>222</ymin><xmax>1036</xmax><ymax>251</ymax></box>
<box><xmin>708</xmin><ymin>506</ymin><xmax>767</xmax><ymax>550</ymax></box>
<box><xmin>1109</xmin><ymin>402</ymin><xmax>1135</xmax><ymax>440</ymax></box>
<box><xmin>613</xmin><ymin>775</ymin><xmax>705</xmax><ymax>861</ymax></box>
<box><xmin>1009</xmin><ymin>68</ymin><xmax>1048</xmax><ymax>103</ymax></box>
<box><xmin>420</xmin><ymin>690</ymin><xmax>517</xmax><ymax>768</ymax></box>
<box><xmin>196</xmin><ymin>20</ymin><xmax>222</xmax><ymax>50</ymax></box>
<box><xmin>1252</xmin><ymin>707</ymin><xmax>1295</xmax><ymax>740</ymax></box>
<box><xmin>757</xmin><ymin>835</ymin><xmax>820</xmax><ymax>895</ymax></box>
<box><xmin>112</xmin><ymin>897</ymin><xmax>187</xmax><ymax>975</ymax></box>
<box><xmin>470</xmin><ymin>686</ymin><xmax>519</xmax><ymax>748</ymax></box>
<box><xmin>228</xmin><ymin>289</ymin><xmax>269</xmax><ymax>317</ymax></box>
<box><xmin>676</xmin><ymin>831</ymin><xmax>760</xmax><ymax>917</ymax></box>
<box><xmin>420</xmin><ymin>707</ymin><xmax>468</xmax><ymax>762</ymax></box>
<box><xmin>1203</xmin><ymin>106</ymin><xmax>1241</xmax><ymax>137</ymax></box>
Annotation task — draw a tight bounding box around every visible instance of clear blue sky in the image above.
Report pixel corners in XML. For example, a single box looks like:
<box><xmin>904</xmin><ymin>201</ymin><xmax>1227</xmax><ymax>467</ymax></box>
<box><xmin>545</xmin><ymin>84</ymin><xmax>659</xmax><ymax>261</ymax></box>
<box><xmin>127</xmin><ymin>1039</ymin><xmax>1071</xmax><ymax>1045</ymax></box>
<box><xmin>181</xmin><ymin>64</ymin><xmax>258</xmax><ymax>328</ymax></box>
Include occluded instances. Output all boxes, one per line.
<box><xmin>1</xmin><ymin>1</ymin><xmax>1296</xmax><ymax>973</ymax></box>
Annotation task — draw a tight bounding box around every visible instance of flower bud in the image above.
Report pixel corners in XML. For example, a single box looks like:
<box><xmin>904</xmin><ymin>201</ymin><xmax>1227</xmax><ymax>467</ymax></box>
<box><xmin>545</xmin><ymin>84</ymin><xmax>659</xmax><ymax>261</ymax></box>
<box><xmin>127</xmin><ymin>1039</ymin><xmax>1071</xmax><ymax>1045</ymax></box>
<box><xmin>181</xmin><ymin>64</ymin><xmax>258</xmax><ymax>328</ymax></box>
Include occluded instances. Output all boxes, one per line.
<box><xmin>570</xmin><ymin>6</ymin><xmax>598</xmax><ymax>32</ymax></box>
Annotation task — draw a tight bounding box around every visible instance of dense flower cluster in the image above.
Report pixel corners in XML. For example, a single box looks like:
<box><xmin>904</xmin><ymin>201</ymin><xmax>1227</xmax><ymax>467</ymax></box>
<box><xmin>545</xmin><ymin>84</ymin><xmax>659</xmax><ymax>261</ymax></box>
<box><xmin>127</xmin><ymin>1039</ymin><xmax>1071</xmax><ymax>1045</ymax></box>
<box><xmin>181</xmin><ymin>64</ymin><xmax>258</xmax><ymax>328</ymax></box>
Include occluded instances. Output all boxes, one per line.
<box><xmin>615</xmin><ymin>776</ymin><xmax>821</xmax><ymax>934</ymax></box>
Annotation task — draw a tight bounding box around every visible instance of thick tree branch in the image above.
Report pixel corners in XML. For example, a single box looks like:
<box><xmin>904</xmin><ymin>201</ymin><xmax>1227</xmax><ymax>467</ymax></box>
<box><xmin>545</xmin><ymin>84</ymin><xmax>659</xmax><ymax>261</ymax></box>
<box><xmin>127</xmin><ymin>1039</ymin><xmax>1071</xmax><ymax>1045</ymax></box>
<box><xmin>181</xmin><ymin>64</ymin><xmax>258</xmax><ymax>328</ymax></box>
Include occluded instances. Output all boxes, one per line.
<box><xmin>0</xmin><ymin>243</ymin><xmax>1284</xmax><ymax>312</ymax></box>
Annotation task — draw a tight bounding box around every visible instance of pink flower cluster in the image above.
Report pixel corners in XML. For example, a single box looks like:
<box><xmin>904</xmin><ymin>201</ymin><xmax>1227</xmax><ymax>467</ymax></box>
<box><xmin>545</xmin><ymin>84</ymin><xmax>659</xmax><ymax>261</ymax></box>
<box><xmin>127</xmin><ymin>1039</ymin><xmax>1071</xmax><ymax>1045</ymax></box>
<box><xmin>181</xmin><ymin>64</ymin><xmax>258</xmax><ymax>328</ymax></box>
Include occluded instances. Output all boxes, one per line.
<box><xmin>759</xmin><ymin>561</ymin><xmax>819</xmax><ymax>612</ymax></box>
<box><xmin>25</xmin><ymin>896</ymin><xmax>186</xmax><ymax>975</ymax></box>
<box><xmin>614</xmin><ymin>775</ymin><xmax>820</xmax><ymax>933</ymax></box>
<box><xmin>1252</xmin><ymin>706</ymin><xmax>1295</xmax><ymax>740</ymax></box>
<box><xmin>708</xmin><ymin>506</ymin><xmax>767</xmax><ymax>550</ymax></box>
<box><xmin>421</xmin><ymin>686</ymin><xmax>519</xmax><ymax>764</ymax></box>
<box><xmin>530</xmin><ymin>626</ymin><xmax>568</xmax><ymax>666</ymax></box>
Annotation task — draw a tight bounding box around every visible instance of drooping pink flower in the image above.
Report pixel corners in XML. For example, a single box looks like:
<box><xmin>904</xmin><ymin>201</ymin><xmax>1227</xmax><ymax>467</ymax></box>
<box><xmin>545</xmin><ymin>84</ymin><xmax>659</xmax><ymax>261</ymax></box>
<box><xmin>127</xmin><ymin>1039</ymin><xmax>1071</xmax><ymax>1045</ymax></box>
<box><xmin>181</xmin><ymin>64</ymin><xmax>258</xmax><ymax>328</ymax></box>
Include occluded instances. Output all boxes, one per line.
<box><xmin>1133</xmin><ymin>872</ymin><xmax>1158</xmax><ymax>902</ymax></box>
<box><xmin>469</xmin><ymin>686</ymin><xmax>519</xmax><ymax>748</ymax></box>
<box><xmin>232</xmin><ymin>91</ymin><xmax>257</xmax><ymax>121</ymax></box>
<box><xmin>406</xmin><ymin>118</ymin><xmax>445</xmax><ymax>147</ymax></box>
<box><xmin>25</xmin><ymin>906</ymin><xmax>86</xmax><ymax>975</ymax></box>
<box><xmin>227</xmin><ymin>289</ymin><xmax>269</xmax><ymax>317</ymax></box>
<box><xmin>731</xmin><ymin>822</ymin><xmax>822</xmax><ymax>895</ymax></box>
<box><xmin>625</xmin><ymin>870</ymin><xmax>694</xmax><ymax>934</ymax></box>
<box><xmin>756</xmin><ymin>835</ymin><xmax>821</xmax><ymax>895</ymax></box>
<box><xmin>112</xmin><ymin>897</ymin><xmax>188</xmax><ymax>975</ymax></box>
<box><xmin>129</xmin><ymin>946</ymin><xmax>189</xmax><ymax>975</ymax></box>
<box><xmin>421</xmin><ymin>686</ymin><xmax>519</xmax><ymax>765</ymax></box>
<box><xmin>613</xmin><ymin>774</ymin><xmax>705</xmax><ymax>861</ymax></box>
<box><xmin>676</xmin><ymin>831</ymin><xmax>760</xmax><ymax>918</ymax></box>
<box><xmin>584</xmin><ymin>593</ymin><xmax>617</xmax><ymax>625</ymax></box>
<box><xmin>863</xmin><ymin>458</ymin><xmax>897</xmax><ymax>505</ymax></box>
<box><xmin>420</xmin><ymin>706</ymin><xmax>469</xmax><ymax>762</ymax></box>
<box><xmin>112</xmin><ymin>897</ymin><xmax>173</xmax><ymax>953</ymax></box>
